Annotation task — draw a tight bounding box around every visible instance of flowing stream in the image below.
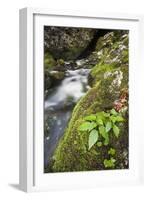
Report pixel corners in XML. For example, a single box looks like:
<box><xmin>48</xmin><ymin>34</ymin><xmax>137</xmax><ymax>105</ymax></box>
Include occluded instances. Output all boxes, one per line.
<box><xmin>44</xmin><ymin>66</ymin><xmax>91</xmax><ymax>169</ymax></box>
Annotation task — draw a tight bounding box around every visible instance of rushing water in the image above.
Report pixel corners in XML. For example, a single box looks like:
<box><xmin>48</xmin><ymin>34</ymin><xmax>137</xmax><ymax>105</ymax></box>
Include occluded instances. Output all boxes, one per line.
<box><xmin>44</xmin><ymin>67</ymin><xmax>90</xmax><ymax>169</ymax></box>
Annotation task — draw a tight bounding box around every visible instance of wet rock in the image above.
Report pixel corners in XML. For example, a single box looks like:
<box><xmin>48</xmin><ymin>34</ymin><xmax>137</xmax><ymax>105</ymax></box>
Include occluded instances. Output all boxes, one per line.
<box><xmin>49</xmin><ymin>71</ymin><xmax>65</xmax><ymax>80</ymax></box>
<box><xmin>44</xmin><ymin>70</ymin><xmax>65</xmax><ymax>98</ymax></box>
<box><xmin>44</xmin><ymin>26</ymin><xmax>96</xmax><ymax>60</ymax></box>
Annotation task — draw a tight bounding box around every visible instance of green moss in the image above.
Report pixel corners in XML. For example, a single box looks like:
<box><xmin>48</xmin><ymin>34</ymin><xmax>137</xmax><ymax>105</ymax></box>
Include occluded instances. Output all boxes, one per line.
<box><xmin>89</xmin><ymin>31</ymin><xmax>129</xmax><ymax>87</ymax></box>
<box><xmin>90</xmin><ymin>64</ymin><xmax>116</xmax><ymax>86</ymax></box>
<box><xmin>121</xmin><ymin>49</ymin><xmax>129</xmax><ymax>63</ymax></box>
<box><xmin>57</xmin><ymin>58</ymin><xmax>65</xmax><ymax>65</ymax></box>
<box><xmin>44</xmin><ymin>52</ymin><xmax>56</xmax><ymax>69</ymax></box>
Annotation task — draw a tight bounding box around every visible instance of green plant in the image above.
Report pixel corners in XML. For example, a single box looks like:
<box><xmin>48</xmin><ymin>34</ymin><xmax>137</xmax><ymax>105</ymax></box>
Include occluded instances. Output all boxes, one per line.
<box><xmin>78</xmin><ymin>109</ymin><xmax>124</xmax><ymax>150</ymax></box>
<box><xmin>104</xmin><ymin>157</ymin><xmax>116</xmax><ymax>168</ymax></box>
<box><xmin>108</xmin><ymin>148</ymin><xmax>116</xmax><ymax>156</ymax></box>
<box><xmin>103</xmin><ymin>148</ymin><xmax>116</xmax><ymax>168</ymax></box>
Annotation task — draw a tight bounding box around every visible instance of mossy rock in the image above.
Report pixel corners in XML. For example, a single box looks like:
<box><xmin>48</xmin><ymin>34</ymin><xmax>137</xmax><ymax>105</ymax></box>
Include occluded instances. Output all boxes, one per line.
<box><xmin>95</xmin><ymin>30</ymin><xmax>128</xmax><ymax>65</ymax></box>
<box><xmin>44</xmin><ymin>52</ymin><xmax>56</xmax><ymax>69</ymax></box>
<box><xmin>89</xmin><ymin>31</ymin><xmax>129</xmax><ymax>86</ymax></box>
<box><xmin>44</xmin><ymin>70</ymin><xmax>52</xmax><ymax>90</ymax></box>
<box><xmin>51</xmin><ymin>66</ymin><xmax>128</xmax><ymax>172</ymax></box>
<box><xmin>49</xmin><ymin>71</ymin><xmax>65</xmax><ymax>80</ymax></box>
<box><xmin>44</xmin><ymin>70</ymin><xmax>65</xmax><ymax>97</ymax></box>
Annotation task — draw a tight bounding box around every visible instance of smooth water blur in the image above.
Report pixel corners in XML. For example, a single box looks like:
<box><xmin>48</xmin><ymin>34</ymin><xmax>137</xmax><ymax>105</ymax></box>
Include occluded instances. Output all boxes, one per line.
<box><xmin>44</xmin><ymin>68</ymin><xmax>90</xmax><ymax>169</ymax></box>
<box><xmin>45</xmin><ymin>68</ymin><xmax>90</xmax><ymax>109</ymax></box>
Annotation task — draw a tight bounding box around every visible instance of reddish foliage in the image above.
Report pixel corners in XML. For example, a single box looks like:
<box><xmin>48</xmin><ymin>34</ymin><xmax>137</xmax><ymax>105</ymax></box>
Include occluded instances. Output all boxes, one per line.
<box><xmin>113</xmin><ymin>89</ymin><xmax>128</xmax><ymax>112</ymax></box>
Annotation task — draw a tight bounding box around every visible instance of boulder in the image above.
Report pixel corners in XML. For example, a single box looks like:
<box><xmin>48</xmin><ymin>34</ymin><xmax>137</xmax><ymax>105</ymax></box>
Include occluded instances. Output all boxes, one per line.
<box><xmin>44</xmin><ymin>70</ymin><xmax>65</xmax><ymax>98</ymax></box>
<box><xmin>51</xmin><ymin>67</ymin><xmax>128</xmax><ymax>172</ymax></box>
<box><xmin>49</xmin><ymin>71</ymin><xmax>65</xmax><ymax>80</ymax></box>
<box><xmin>44</xmin><ymin>26</ymin><xmax>96</xmax><ymax>60</ymax></box>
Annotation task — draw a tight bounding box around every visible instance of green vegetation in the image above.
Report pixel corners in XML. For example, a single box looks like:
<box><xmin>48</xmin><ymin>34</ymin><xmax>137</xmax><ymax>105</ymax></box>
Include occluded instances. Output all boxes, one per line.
<box><xmin>103</xmin><ymin>148</ymin><xmax>116</xmax><ymax>168</ymax></box>
<box><xmin>104</xmin><ymin>157</ymin><xmax>116</xmax><ymax>168</ymax></box>
<box><xmin>57</xmin><ymin>58</ymin><xmax>65</xmax><ymax>65</ymax></box>
<box><xmin>44</xmin><ymin>52</ymin><xmax>56</xmax><ymax>69</ymax></box>
<box><xmin>78</xmin><ymin>109</ymin><xmax>124</xmax><ymax>150</ymax></box>
<box><xmin>108</xmin><ymin>148</ymin><xmax>116</xmax><ymax>156</ymax></box>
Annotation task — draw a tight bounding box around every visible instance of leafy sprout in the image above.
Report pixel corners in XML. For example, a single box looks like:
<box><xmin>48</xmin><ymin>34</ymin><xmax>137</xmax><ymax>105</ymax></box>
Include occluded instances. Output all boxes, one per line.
<box><xmin>78</xmin><ymin>109</ymin><xmax>124</xmax><ymax>150</ymax></box>
<box><xmin>104</xmin><ymin>157</ymin><xmax>116</xmax><ymax>168</ymax></box>
<box><xmin>108</xmin><ymin>148</ymin><xmax>116</xmax><ymax>156</ymax></box>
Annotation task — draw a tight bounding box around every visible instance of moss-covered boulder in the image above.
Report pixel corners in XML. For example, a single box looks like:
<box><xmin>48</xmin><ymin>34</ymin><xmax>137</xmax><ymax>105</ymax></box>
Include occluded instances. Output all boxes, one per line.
<box><xmin>51</xmin><ymin>66</ymin><xmax>128</xmax><ymax>172</ymax></box>
<box><xmin>50</xmin><ymin>30</ymin><xmax>129</xmax><ymax>172</ymax></box>
<box><xmin>88</xmin><ymin>30</ymin><xmax>128</xmax><ymax>86</ymax></box>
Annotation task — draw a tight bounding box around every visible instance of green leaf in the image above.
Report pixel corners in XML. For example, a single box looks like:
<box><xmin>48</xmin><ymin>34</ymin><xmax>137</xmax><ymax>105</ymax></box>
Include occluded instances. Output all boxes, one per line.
<box><xmin>110</xmin><ymin>157</ymin><xmax>116</xmax><ymax>163</ymax></box>
<box><xmin>103</xmin><ymin>112</ymin><xmax>110</xmax><ymax>118</ymax></box>
<box><xmin>78</xmin><ymin>122</ymin><xmax>97</xmax><ymax>132</ymax></box>
<box><xmin>84</xmin><ymin>114</ymin><xmax>96</xmax><ymax>121</ymax></box>
<box><xmin>88</xmin><ymin>129</ymin><xmax>99</xmax><ymax>150</ymax></box>
<box><xmin>104</xmin><ymin>157</ymin><xmax>116</xmax><ymax>168</ymax></box>
<box><xmin>89</xmin><ymin>122</ymin><xmax>97</xmax><ymax>131</ymax></box>
<box><xmin>97</xmin><ymin>141</ymin><xmax>102</xmax><ymax>147</ymax></box>
<box><xmin>115</xmin><ymin>115</ymin><xmax>124</xmax><ymax>122</ymax></box>
<box><xmin>110</xmin><ymin>109</ymin><xmax>118</xmax><ymax>116</ymax></box>
<box><xmin>104</xmin><ymin>132</ymin><xmax>109</xmax><ymax>145</ymax></box>
<box><xmin>105</xmin><ymin>121</ymin><xmax>112</xmax><ymax>132</ymax></box>
<box><xmin>110</xmin><ymin>115</ymin><xmax>117</xmax><ymax>123</ymax></box>
<box><xmin>96</xmin><ymin>117</ymin><xmax>103</xmax><ymax>126</ymax></box>
<box><xmin>104</xmin><ymin>138</ymin><xmax>109</xmax><ymax>146</ymax></box>
<box><xmin>78</xmin><ymin>122</ymin><xmax>91</xmax><ymax>131</ymax></box>
<box><xmin>113</xmin><ymin>125</ymin><xmax>120</xmax><ymax>137</ymax></box>
<box><xmin>99</xmin><ymin>126</ymin><xmax>109</xmax><ymax>145</ymax></box>
<box><xmin>108</xmin><ymin>148</ymin><xmax>116</xmax><ymax>155</ymax></box>
<box><xmin>99</xmin><ymin>126</ymin><xmax>106</xmax><ymax>137</ymax></box>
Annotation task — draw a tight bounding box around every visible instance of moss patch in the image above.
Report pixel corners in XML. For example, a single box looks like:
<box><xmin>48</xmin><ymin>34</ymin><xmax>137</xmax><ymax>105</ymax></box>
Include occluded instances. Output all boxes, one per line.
<box><xmin>44</xmin><ymin>52</ymin><xmax>56</xmax><ymax>69</ymax></box>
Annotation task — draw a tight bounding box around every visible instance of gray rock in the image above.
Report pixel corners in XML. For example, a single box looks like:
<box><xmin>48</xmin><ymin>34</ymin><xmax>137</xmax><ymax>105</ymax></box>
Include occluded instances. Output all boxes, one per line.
<box><xmin>44</xmin><ymin>26</ymin><xmax>96</xmax><ymax>60</ymax></box>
